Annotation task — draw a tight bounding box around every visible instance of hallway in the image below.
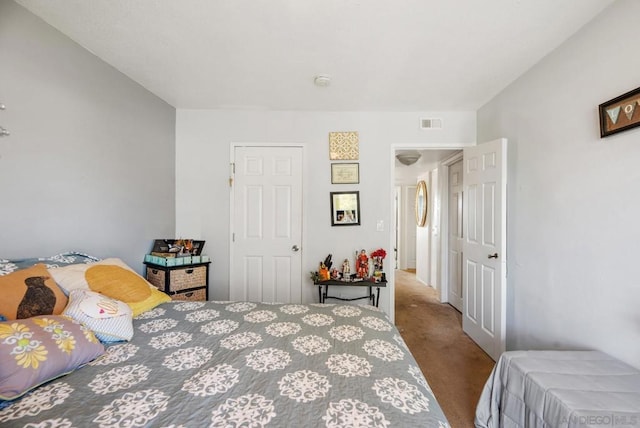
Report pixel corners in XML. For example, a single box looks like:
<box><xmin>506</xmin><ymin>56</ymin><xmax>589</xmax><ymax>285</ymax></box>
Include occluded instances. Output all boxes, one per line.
<box><xmin>394</xmin><ymin>269</ymin><xmax>495</xmax><ymax>427</ymax></box>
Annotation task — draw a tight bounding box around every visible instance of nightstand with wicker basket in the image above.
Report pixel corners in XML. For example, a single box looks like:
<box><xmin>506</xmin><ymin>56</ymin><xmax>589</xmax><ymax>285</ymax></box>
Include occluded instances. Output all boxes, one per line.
<box><xmin>144</xmin><ymin>261</ymin><xmax>210</xmax><ymax>301</ymax></box>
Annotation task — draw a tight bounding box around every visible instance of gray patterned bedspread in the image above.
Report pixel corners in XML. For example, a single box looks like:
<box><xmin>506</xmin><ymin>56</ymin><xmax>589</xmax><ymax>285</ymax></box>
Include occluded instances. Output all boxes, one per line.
<box><xmin>0</xmin><ymin>301</ymin><xmax>449</xmax><ymax>427</ymax></box>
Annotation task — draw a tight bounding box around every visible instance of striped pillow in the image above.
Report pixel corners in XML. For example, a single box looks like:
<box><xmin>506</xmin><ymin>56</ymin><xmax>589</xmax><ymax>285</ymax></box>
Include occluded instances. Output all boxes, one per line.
<box><xmin>63</xmin><ymin>290</ymin><xmax>133</xmax><ymax>343</ymax></box>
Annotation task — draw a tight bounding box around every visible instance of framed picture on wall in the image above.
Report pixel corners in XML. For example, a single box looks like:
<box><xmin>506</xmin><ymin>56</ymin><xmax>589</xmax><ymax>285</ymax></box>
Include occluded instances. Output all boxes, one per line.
<box><xmin>330</xmin><ymin>191</ymin><xmax>360</xmax><ymax>226</ymax></box>
<box><xmin>599</xmin><ymin>86</ymin><xmax>640</xmax><ymax>138</ymax></box>
<box><xmin>329</xmin><ymin>131</ymin><xmax>359</xmax><ymax>160</ymax></box>
<box><xmin>331</xmin><ymin>163</ymin><xmax>359</xmax><ymax>184</ymax></box>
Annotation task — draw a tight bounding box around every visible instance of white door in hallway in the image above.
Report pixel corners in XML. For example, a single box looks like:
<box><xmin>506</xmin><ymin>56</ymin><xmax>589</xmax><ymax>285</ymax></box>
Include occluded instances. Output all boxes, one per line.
<box><xmin>429</xmin><ymin>170</ymin><xmax>440</xmax><ymax>288</ymax></box>
<box><xmin>230</xmin><ymin>146</ymin><xmax>303</xmax><ymax>303</ymax></box>
<box><xmin>447</xmin><ymin>159</ymin><xmax>464</xmax><ymax>312</ymax></box>
<box><xmin>462</xmin><ymin>139</ymin><xmax>507</xmax><ymax>361</ymax></box>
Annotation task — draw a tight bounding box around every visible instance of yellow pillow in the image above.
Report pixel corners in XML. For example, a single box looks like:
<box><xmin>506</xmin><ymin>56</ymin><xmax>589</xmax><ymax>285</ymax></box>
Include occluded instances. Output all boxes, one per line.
<box><xmin>85</xmin><ymin>265</ymin><xmax>151</xmax><ymax>302</ymax></box>
<box><xmin>49</xmin><ymin>258</ymin><xmax>170</xmax><ymax>317</ymax></box>
<box><xmin>127</xmin><ymin>288</ymin><xmax>171</xmax><ymax>317</ymax></box>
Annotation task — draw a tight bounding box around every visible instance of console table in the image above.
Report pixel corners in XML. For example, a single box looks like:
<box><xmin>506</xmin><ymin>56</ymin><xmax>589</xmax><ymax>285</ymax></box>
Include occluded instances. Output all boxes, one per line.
<box><xmin>315</xmin><ymin>279</ymin><xmax>387</xmax><ymax>307</ymax></box>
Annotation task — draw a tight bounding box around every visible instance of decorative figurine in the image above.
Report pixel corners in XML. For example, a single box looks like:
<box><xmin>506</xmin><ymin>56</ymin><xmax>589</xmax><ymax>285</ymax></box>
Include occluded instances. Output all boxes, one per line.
<box><xmin>342</xmin><ymin>258</ymin><xmax>351</xmax><ymax>279</ymax></box>
<box><xmin>356</xmin><ymin>249</ymin><xmax>369</xmax><ymax>279</ymax></box>
<box><xmin>319</xmin><ymin>261</ymin><xmax>330</xmax><ymax>281</ymax></box>
<box><xmin>324</xmin><ymin>254</ymin><xmax>333</xmax><ymax>270</ymax></box>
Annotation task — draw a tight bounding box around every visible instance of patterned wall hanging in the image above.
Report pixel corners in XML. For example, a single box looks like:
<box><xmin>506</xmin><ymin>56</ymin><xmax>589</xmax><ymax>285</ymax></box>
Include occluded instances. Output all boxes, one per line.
<box><xmin>329</xmin><ymin>131</ymin><xmax>359</xmax><ymax>160</ymax></box>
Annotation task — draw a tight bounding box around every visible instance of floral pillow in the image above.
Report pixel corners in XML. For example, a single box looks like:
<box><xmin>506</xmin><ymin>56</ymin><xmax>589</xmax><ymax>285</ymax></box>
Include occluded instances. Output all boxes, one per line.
<box><xmin>63</xmin><ymin>290</ymin><xmax>133</xmax><ymax>343</ymax></box>
<box><xmin>0</xmin><ymin>315</ymin><xmax>104</xmax><ymax>401</ymax></box>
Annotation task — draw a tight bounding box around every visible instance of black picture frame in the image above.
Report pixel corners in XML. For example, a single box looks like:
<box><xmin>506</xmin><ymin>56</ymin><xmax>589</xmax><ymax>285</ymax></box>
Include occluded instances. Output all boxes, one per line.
<box><xmin>330</xmin><ymin>191</ymin><xmax>360</xmax><ymax>226</ymax></box>
<box><xmin>599</xmin><ymin>86</ymin><xmax>640</xmax><ymax>138</ymax></box>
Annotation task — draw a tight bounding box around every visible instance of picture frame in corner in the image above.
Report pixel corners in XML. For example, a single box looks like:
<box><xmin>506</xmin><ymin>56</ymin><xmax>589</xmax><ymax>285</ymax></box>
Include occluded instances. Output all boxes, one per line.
<box><xmin>599</xmin><ymin>86</ymin><xmax>640</xmax><ymax>138</ymax></box>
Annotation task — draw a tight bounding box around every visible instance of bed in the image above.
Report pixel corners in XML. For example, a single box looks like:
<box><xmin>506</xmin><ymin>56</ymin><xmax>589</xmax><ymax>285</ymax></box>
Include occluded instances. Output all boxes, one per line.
<box><xmin>475</xmin><ymin>350</ymin><xmax>640</xmax><ymax>428</ymax></box>
<box><xmin>0</xmin><ymin>254</ymin><xmax>450</xmax><ymax>427</ymax></box>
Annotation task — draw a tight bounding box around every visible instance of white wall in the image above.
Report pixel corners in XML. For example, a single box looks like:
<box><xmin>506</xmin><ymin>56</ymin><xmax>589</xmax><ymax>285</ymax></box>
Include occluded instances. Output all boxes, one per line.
<box><xmin>415</xmin><ymin>172</ymin><xmax>431</xmax><ymax>286</ymax></box>
<box><xmin>396</xmin><ymin>162</ymin><xmax>432</xmax><ymax>272</ymax></box>
<box><xmin>399</xmin><ymin>185</ymin><xmax>417</xmax><ymax>270</ymax></box>
<box><xmin>478</xmin><ymin>0</ymin><xmax>640</xmax><ymax>368</ymax></box>
<box><xmin>415</xmin><ymin>166</ymin><xmax>445</xmax><ymax>289</ymax></box>
<box><xmin>395</xmin><ymin>158</ymin><xmax>436</xmax><ymax>272</ymax></box>
<box><xmin>0</xmin><ymin>1</ymin><xmax>176</xmax><ymax>270</ymax></box>
<box><xmin>176</xmin><ymin>110</ymin><xmax>475</xmax><ymax>315</ymax></box>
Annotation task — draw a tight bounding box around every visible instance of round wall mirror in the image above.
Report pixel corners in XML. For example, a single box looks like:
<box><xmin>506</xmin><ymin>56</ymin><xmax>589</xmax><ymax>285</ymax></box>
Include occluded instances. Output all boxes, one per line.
<box><xmin>415</xmin><ymin>180</ymin><xmax>428</xmax><ymax>227</ymax></box>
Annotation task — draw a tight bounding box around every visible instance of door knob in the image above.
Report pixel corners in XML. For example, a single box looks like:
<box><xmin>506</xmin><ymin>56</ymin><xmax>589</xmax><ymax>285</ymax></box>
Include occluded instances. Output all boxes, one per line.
<box><xmin>292</xmin><ymin>245</ymin><xmax>300</xmax><ymax>252</ymax></box>
<box><xmin>488</xmin><ymin>253</ymin><xmax>498</xmax><ymax>259</ymax></box>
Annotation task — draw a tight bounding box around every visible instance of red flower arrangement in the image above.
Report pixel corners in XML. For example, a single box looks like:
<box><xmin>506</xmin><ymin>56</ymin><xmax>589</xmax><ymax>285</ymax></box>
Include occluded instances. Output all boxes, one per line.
<box><xmin>370</xmin><ymin>248</ymin><xmax>386</xmax><ymax>277</ymax></box>
<box><xmin>370</xmin><ymin>248</ymin><xmax>387</xmax><ymax>259</ymax></box>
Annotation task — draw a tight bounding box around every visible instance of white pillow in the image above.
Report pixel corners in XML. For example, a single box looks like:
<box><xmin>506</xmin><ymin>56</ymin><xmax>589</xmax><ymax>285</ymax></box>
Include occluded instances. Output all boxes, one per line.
<box><xmin>63</xmin><ymin>289</ymin><xmax>133</xmax><ymax>343</ymax></box>
<box><xmin>48</xmin><ymin>257</ymin><xmax>171</xmax><ymax>317</ymax></box>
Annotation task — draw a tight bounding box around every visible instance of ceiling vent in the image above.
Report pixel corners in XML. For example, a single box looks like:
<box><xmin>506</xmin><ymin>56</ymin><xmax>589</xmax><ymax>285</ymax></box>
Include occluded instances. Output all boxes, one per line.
<box><xmin>420</xmin><ymin>117</ymin><xmax>443</xmax><ymax>130</ymax></box>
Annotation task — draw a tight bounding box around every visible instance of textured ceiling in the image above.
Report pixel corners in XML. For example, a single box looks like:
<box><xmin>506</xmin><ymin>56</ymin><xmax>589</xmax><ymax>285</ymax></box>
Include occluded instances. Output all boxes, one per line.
<box><xmin>15</xmin><ymin>0</ymin><xmax>613</xmax><ymax>111</ymax></box>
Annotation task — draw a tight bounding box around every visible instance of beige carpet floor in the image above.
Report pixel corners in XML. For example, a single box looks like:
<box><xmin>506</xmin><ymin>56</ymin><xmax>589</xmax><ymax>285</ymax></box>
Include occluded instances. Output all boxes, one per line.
<box><xmin>394</xmin><ymin>269</ymin><xmax>495</xmax><ymax>428</ymax></box>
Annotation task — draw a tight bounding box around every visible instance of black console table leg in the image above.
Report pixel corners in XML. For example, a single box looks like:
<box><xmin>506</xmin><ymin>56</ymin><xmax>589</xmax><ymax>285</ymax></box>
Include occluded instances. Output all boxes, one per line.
<box><xmin>313</xmin><ymin>280</ymin><xmax>387</xmax><ymax>306</ymax></box>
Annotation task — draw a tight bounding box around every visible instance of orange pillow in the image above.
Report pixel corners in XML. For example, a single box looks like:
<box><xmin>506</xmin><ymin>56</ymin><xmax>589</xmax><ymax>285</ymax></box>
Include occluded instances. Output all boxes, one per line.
<box><xmin>0</xmin><ymin>264</ymin><xmax>68</xmax><ymax>320</ymax></box>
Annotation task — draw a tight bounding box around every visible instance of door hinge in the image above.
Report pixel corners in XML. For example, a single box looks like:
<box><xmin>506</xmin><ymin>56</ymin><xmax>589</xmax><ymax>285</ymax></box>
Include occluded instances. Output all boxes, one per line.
<box><xmin>229</xmin><ymin>163</ymin><xmax>235</xmax><ymax>187</ymax></box>
<box><xmin>232</xmin><ymin>232</ymin><xmax>235</xmax><ymax>242</ymax></box>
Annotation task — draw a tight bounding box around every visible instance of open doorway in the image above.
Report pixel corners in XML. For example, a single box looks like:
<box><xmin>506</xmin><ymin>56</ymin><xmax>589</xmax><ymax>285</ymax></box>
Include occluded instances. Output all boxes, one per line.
<box><xmin>394</xmin><ymin>148</ymin><xmax>461</xmax><ymax>308</ymax></box>
<box><xmin>392</xmin><ymin>140</ymin><xmax>508</xmax><ymax>361</ymax></box>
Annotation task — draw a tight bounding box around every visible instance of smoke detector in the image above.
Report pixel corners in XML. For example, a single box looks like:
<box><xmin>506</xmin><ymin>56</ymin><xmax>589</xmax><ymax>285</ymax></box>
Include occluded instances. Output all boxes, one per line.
<box><xmin>314</xmin><ymin>75</ymin><xmax>331</xmax><ymax>87</ymax></box>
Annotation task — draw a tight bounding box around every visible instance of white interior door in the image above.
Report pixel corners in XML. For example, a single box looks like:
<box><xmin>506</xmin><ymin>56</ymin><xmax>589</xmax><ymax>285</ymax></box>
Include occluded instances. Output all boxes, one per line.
<box><xmin>462</xmin><ymin>139</ymin><xmax>507</xmax><ymax>361</ymax></box>
<box><xmin>429</xmin><ymin>169</ymin><xmax>440</xmax><ymax>288</ymax></box>
<box><xmin>230</xmin><ymin>146</ymin><xmax>303</xmax><ymax>303</ymax></box>
<box><xmin>448</xmin><ymin>159</ymin><xmax>464</xmax><ymax>312</ymax></box>
<box><xmin>394</xmin><ymin>186</ymin><xmax>401</xmax><ymax>270</ymax></box>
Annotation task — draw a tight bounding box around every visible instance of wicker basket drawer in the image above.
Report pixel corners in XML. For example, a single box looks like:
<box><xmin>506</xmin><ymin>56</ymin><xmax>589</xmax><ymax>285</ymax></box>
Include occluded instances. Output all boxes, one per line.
<box><xmin>171</xmin><ymin>288</ymin><xmax>206</xmax><ymax>301</ymax></box>
<box><xmin>168</xmin><ymin>266</ymin><xmax>207</xmax><ymax>292</ymax></box>
<box><xmin>146</xmin><ymin>267</ymin><xmax>166</xmax><ymax>290</ymax></box>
